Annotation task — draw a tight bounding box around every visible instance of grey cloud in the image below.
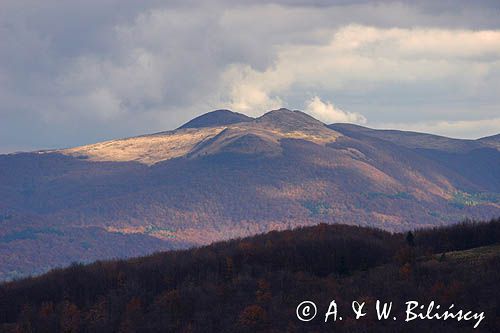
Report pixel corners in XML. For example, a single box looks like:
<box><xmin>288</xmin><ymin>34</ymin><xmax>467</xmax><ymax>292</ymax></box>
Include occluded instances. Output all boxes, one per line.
<box><xmin>1</xmin><ymin>0</ymin><xmax>499</xmax><ymax>152</ymax></box>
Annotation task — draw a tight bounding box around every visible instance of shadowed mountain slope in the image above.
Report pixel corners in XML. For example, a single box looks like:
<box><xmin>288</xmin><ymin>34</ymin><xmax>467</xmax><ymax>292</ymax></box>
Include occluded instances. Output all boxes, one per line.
<box><xmin>329</xmin><ymin>123</ymin><xmax>500</xmax><ymax>191</ymax></box>
<box><xmin>479</xmin><ymin>133</ymin><xmax>500</xmax><ymax>149</ymax></box>
<box><xmin>328</xmin><ymin>123</ymin><xmax>483</xmax><ymax>152</ymax></box>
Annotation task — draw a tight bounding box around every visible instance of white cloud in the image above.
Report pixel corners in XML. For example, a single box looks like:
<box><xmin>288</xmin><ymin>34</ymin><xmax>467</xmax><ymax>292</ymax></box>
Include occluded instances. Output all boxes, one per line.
<box><xmin>305</xmin><ymin>96</ymin><xmax>366</xmax><ymax>124</ymax></box>
<box><xmin>216</xmin><ymin>24</ymin><xmax>500</xmax><ymax>131</ymax></box>
<box><xmin>219</xmin><ymin>64</ymin><xmax>289</xmax><ymax>115</ymax></box>
<box><xmin>225</xmin><ymin>25</ymin><xmax>500</xmax><ymax>97</ymax></box>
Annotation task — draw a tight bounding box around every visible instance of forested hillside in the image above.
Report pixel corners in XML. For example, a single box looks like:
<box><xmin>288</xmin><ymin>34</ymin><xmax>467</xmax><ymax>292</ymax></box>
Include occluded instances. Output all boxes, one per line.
<box><xmin>1</xmin><ymin>218</ymin><xmax>499</xmax><ymax>332</ymax></box>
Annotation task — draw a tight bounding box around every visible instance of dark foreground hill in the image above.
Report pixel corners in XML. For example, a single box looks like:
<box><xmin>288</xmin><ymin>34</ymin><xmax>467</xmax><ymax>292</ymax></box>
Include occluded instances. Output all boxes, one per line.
<box><xmin>1</xmin><ymin>218</ymin><xmax>499</xmax><ymax>332</ymax></box>
<box><xmin>1</xmin><ymin>108</ymin><xmax>499</xmax><ymax>281</ymax></box>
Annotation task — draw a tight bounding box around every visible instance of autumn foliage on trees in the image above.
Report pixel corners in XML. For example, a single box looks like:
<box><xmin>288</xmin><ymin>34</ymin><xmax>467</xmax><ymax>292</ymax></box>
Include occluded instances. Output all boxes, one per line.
<box><xmin>0</xmin><ymin>218</ymin><xmax>499</xmax><ymax>332</ymax></box>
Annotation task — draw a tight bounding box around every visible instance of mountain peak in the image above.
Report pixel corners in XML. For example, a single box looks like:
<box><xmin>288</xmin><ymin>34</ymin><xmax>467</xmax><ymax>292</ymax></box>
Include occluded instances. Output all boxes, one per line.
<box><xmin>178</xmin><ymin>109</ymin><xmax>253</xmax><ymax>129</ymax></box>
<box><xmin>256</xmin><ymin>108</ymin><xmax>326</xmax><ymax>131</ymax></box>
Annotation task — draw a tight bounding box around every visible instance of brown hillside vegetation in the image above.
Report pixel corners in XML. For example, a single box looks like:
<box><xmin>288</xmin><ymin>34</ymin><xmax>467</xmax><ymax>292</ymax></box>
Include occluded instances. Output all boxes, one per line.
<box><xmin>0</xmin><ymin>218</ymin><xmax>499</xmax><ymax>332</ymax></box>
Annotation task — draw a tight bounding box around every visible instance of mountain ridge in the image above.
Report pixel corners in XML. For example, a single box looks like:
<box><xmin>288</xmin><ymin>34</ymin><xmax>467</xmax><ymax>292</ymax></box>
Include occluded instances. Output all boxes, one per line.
<box><xmin>328</xmin><ymin>123</ymin><xmax>489</xmax><ymax>152</ymax></box>
<box><xmin>0</xmin><ymin>108</ymin><xmax>498</xmax><ymax>280</ymax></box>
<box><xmin>3</xmin><ymin>110</ymin><xmax>497</xmax><ymax>157</ymax></box>
<box><xmin>56</xmin><ymin>108</ymin><xmax>343</xmax><ymax>164</ymax></box>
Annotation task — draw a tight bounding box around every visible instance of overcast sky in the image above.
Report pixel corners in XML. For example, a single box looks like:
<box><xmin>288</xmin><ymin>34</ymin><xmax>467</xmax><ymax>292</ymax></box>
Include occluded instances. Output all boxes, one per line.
<box><xmin>1</xmin><ymin>0</ymin><xmax>500</xmax><ymax>152</ymax></box>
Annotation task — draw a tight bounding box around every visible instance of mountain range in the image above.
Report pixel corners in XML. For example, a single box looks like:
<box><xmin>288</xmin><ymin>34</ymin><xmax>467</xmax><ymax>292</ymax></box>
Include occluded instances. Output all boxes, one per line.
<box><xmin>0</xmin><ymin>108</ymin><xmax>499</xmax><ymax>280</ymax></box>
